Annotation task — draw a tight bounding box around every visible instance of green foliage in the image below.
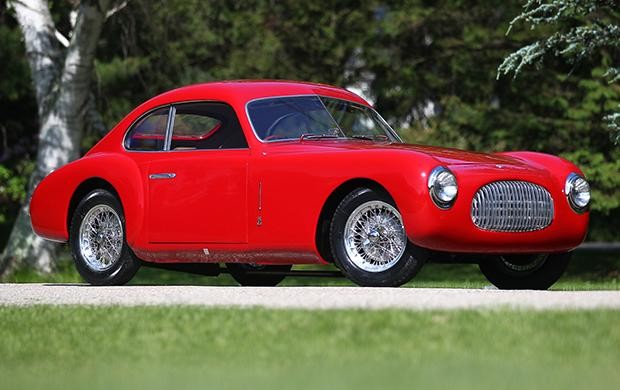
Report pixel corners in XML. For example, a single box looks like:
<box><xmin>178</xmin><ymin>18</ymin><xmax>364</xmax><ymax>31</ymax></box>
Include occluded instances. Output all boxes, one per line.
<box><xmin>0</xmin><ymin>165</ymin><xmax>29</xmax><ymax>209</ymax></box>
<box><xmin>0</xmin><ymin>23</ymin><xmax>31</xmax><ymax>101</ymax></box>
<box><xmin>0</xmin><ymin>162</ymin><xmax>31</xmax><ymax>248</ymax></box>
<box><xmin>497</xmin><ymin>0</ymin><xmax>620</xmax><ymax>143</ymax></box>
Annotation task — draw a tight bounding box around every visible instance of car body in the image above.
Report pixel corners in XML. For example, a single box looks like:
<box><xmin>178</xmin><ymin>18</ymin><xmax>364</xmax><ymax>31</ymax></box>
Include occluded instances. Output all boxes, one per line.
<box><xmin>29</xmin><ymin>80</ymin><xmax>590</xmax><ymax>288</ymax></box>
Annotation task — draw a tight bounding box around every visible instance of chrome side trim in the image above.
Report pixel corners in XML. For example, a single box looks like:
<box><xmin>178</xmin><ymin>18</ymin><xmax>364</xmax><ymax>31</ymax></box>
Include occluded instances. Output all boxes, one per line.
<box><xmin>149</xmin><ymin>173</ymin><xmax>176</xmax><ymax>180</ymax></box>
<box><xmin>163</xmin><ymin>105</ymin><xmax>176</xmax><ymax>151</ymax></box>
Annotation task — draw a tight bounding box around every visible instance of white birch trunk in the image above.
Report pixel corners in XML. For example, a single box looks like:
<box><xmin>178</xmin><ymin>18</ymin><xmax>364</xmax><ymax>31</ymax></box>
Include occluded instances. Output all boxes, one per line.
<box><xmin>1</xmin><ymin>0</ymin><xmax>112</xmax><ymax>277</ymax></box>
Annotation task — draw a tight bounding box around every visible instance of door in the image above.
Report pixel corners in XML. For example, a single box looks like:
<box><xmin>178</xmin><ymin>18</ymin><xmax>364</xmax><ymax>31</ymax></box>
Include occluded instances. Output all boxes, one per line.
<box><xmin>144</xmin><ymin>101</ymin><xmax>250</xmax><ymax>243</ymax></box>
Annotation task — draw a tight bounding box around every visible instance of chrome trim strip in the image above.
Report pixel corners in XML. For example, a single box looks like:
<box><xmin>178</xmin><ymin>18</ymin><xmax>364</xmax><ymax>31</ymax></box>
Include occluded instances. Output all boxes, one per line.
<box><xmin>163</xmin><ymin>105</ymin><xmax>176</xmax><ymax>151</ymax></box>
<box><xmin>149</xmin><ymin>173</ymin><xmax>176</xmax><ymax>180</ymax></box>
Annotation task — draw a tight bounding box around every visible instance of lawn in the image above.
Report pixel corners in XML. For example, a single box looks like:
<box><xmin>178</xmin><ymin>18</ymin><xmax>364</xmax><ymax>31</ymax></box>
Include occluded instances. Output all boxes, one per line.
<box><xmin>0</xmin><ymin>306</ymin><xmax>619</xmax><ymax>390</ymax></box>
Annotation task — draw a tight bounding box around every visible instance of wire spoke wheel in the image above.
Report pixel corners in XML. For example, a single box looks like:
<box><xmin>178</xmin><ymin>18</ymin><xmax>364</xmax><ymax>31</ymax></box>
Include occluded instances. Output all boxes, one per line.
<box><xmin>78</xmin><ymin>204</ymin><xmax>124</xmax><ymax>272</ymax></box>
<box><xmin>344</xmin><ymin>200</ymin><xmax>407</xmax><ymax>273</ymax></box>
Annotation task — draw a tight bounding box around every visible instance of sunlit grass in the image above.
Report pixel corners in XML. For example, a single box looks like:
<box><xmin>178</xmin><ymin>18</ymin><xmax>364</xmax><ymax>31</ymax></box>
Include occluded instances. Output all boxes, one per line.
<box><xmin>1</xmin><ymin>306</ymin><xmax>618</xmax><ymax>390</ymax></box>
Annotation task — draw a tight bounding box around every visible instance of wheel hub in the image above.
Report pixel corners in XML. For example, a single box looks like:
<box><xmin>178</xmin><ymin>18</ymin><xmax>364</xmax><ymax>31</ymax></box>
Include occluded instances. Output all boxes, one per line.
<box><xmin>78</xmin><ymin>204</ymin><xmax>123</xmax><ymax>272</ymax></box>
<box><xmin>344</xmin><ymin>200</ymin><xmax>407</xmax><ymax>273</ymax></box>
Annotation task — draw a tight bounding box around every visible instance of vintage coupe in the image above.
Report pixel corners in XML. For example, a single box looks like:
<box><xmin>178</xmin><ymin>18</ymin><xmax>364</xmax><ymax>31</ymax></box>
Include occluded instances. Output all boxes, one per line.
<box><xmin>30</xmin><ymin>81</ymin><xmax>590</xmax><ymax>289</ymax></box>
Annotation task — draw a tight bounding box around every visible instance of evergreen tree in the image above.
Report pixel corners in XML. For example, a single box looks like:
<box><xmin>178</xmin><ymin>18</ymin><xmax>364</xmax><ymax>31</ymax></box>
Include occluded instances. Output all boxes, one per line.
<box><xmin>498</xmin><ymin>0</ymin><xmax>620</xmax><ymax>143</ymax></box>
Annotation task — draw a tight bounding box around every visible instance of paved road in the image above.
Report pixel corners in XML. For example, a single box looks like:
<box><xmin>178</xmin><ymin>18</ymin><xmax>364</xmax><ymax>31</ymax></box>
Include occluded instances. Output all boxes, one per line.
<box><xmin>1</xmin><ymin>283</ymin><xmax>619</xmax><ymax>310</ymax></box>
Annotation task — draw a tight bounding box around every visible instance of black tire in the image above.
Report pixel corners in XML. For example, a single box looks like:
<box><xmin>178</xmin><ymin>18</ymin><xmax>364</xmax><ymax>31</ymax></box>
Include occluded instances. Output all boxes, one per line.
<box><xmin>479</xmin><ymin>252</ymin><xmax>571</xmax><ymax>290</ymax></box>
<box><xmin>226</xmin><ymin>263</ymin><xmax>291</xmax><ymax>286</ymax></box>
<box><xmin>69</xmin><ymin>189</ymin><xmax>140</xmax><ymax>285</ymax></box>
<box><xmin>329</xmin><ymin>187</ymin><xmax>428</xmax><ymax>287</ymax></box>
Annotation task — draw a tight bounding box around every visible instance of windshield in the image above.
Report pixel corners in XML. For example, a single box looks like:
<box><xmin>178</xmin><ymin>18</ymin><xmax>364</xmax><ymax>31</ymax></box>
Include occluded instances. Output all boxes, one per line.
<box><xmin>246</xmin><ymin>95</ymin><xmax>401</xmax><ymax>142</ymax></box>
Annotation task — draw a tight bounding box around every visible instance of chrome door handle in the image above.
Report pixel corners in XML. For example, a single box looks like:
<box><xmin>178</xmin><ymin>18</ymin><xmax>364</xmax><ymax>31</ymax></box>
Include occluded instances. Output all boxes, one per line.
<box><xmin>149</xmin><ymin>173</ymin><xmax>176</xmax><ymax>180</ymax></box>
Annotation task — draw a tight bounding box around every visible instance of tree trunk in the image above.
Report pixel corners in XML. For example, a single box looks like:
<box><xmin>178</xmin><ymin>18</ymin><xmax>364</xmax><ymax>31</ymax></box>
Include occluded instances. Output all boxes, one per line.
<box><xmin>1</xmin><ymin>0</ymin><xmax>112</xmax><ymax>278</ymax></box>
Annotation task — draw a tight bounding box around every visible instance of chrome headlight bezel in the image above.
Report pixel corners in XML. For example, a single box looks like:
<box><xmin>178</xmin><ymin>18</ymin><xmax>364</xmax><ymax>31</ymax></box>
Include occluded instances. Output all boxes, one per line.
<box><xmin>428</xmin><ymin>166</ymin><xmax>458</xmax><ymax>209</ymax></box>
<box><xmin>564</xmin><ymin>172</ymin><xmax>591</xmax><ymax>213</ymax></box>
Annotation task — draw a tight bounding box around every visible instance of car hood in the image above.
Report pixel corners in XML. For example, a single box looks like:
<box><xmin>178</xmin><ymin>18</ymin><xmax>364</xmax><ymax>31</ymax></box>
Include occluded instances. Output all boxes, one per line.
<box><xmin>380</xmin><ymin>143</ymin><xmax>524</xmax><ymax>166</ymax></box>
<box><xmin>293</xmin><ymin>140</ymin><xmax>532</xmax><ymax>167</ymax></box>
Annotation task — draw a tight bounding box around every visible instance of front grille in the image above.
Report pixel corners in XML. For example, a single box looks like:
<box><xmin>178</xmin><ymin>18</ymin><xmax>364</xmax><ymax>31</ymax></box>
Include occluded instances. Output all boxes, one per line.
<box><xmin>471</xmin><ymin>181</ymin><xmax>553</xmax><ymax>232</ymax></box>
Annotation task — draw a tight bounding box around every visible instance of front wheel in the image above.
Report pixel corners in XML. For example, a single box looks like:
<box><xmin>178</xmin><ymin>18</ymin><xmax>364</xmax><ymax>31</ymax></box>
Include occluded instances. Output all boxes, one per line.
<box><xmin>69</xmin><ymin>189</ymin><xmax>140</xmax><ymax>285</ymax></box>
<box><xmin>479</xmin><ymin>252</ymin><xmax>571</xmax><ymax>290</ymax></box>
<box><xmin>329</xmin><ymin>188</ymin><xmax>427</xmax><ymax>287</ymax></box>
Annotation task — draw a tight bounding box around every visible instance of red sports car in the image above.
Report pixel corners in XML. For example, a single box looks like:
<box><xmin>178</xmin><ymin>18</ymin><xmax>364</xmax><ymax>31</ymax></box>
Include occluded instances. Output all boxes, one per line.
<box><xmin>30</xmin><ymin>81</ymin><xmax>590</xmax><ymax>289</ymax></box>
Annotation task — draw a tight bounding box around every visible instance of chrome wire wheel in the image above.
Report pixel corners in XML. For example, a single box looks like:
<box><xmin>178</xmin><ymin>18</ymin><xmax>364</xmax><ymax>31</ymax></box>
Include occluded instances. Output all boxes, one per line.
<box><xmin>78</xmin><ymin>204</ymin><xmax>124</xmax><ymax>272</ymax></box>
<box><xmin>344</xmin><ymin>200</ymin><xmax>407</xmax><ymax>273</ymax></box>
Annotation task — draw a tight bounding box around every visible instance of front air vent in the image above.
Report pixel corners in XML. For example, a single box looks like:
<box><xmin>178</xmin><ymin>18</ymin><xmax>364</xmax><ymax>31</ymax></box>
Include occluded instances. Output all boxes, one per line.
<box><xmin>471</xmin><ymin>181</ymin><xmax>553</xmax><ymax>232</ymax></box>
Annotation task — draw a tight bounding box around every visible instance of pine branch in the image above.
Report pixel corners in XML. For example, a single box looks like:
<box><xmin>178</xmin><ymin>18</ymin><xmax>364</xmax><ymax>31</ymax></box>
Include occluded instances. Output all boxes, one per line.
<box><xmin>499</xmin><ymin>0</ymin><xmax>620</xmax><ymax>143</ymax></box>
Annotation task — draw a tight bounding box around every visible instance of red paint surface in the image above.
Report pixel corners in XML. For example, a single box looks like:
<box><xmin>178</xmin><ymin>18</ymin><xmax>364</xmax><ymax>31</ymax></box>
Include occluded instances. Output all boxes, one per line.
<box><xmin>29</xmin><ymin>81</ymin><xmax>589</xmax><ymax>264</ymax></box>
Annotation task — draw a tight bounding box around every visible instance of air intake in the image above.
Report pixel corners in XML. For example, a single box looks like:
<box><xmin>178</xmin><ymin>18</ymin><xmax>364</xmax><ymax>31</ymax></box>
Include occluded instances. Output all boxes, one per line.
<box><xmin>471</xmin><ymin>181</ymin><xmax>553</xmax><ymax>232</ymax></box>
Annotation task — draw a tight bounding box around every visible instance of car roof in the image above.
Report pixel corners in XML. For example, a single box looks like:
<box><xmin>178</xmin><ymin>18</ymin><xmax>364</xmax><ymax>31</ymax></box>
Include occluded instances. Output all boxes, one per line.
<box><xmin>140</xmin><ymin>80</ymin><xmax>371</xmax><ymax>109</ymax></box>
<box><xmin>86</xmin><ymin>80</ymin><xmax>373</xmax><ymax>154</ymax></box>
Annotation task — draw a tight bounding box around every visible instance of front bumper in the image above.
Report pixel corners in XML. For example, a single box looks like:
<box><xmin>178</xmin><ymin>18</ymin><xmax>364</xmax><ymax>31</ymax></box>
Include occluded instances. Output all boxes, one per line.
<box><xmin>399</xmin><ymin>165</ymin><xmax>589</xmax><ymax>254</ymax></box>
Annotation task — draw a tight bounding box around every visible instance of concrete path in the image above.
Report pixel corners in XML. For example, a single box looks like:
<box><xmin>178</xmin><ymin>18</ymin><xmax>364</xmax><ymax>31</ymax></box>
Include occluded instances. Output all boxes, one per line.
<box><xmin>1</xmin><ymin>283</ymin><xmax>619</xmax><ymax>310</ymax></box>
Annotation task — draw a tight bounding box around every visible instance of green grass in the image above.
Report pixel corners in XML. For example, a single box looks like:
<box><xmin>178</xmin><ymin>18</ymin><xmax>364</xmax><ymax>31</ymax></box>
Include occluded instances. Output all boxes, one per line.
<box><xmin>6</xmin><ymin>250</ymin><xmax>619</xmax><ymax>290</ymax></box>
<box><xmin>0</xmin><ymin>306</ymin><xmax>619</xmax><ymax>390</ymax></box>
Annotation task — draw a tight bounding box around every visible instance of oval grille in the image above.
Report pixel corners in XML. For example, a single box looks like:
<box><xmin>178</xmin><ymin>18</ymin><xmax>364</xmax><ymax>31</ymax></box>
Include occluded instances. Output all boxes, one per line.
<box><xmin>471</xmin><ymin>181</ymin><xmax>553</xmax><ymax>232</ymax></box>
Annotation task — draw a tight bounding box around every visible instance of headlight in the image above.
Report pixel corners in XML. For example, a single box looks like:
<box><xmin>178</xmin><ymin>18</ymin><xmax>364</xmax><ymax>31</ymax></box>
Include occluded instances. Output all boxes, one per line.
<box><xmin>428</xmin><ymin>166</ymin><xmax>458</xmax><ymax>209</ymax></box>
<box><xmin>565</xmin><ymin>173</ymin><xmax>590</xmax><ymax>212</ymax></box>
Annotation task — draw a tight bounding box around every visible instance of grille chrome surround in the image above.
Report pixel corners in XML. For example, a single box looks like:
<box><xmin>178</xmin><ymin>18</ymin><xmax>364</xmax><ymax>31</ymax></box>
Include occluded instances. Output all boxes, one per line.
<box><xmin>471</xmin><ymin>181</ymin><xmax>554</xmax><ymax>232</ymax></box>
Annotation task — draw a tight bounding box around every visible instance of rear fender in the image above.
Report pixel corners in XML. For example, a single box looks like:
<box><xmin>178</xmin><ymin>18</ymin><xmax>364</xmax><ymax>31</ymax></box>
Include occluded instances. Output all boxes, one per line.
<box><xmin>30</xmin><ymin>153</ymin><xmax>144</xmax><ymax>245</ymax></box>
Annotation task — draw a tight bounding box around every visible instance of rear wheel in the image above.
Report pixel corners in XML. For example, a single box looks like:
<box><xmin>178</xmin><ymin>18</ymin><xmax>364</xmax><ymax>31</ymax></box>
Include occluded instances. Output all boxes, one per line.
<box><xmin>69</xmin><ymin>189</ymin><xmax>140</xmax><ymax>285</ymax></box>
<box><xmin>329</xmin><ymin>188</ymin><xmax>427</xmax><ymax>287</ymax></box>
<box><xmin>479</xmin><ymin>252</ymin><xmax>571</xmax><ymax>290</ymax></box>
<box><xmin>226</xmin><ymin>263</ymin><xmax>291</xmax><ymax>286</ymax></box>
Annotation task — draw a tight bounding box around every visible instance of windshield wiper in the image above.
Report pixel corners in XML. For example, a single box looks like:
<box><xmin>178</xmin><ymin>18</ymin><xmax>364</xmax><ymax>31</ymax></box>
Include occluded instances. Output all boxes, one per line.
<box><xmin>300</xmin><ymin>128</ymin><xmax>344</xmax><ymax>140</ymax></box>
<box><xmin>300</xmin><ymin>133</ymin><xmax>342</xmax><ymax>140</ymax></box>
<box><xmin>350</xmin><ymin>134</ymin><xmax>389</xmax><ymax>141</ymax></box>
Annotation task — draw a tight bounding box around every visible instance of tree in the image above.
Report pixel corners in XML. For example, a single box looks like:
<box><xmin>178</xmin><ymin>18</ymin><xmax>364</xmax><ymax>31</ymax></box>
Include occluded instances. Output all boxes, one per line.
<box><xmin>0</xmin><ymin>0</ymin><xmax>115</xmax><ymax>277</ymax></box>
<box><xmin>497</xmin><ymin>0</ymin><xmax>620</xmax><ymax>143</ymax></box>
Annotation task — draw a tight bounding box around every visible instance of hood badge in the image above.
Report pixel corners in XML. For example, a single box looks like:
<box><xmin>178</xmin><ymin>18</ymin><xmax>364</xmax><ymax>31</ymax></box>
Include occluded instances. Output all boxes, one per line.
<box><xmin>496</xmin><ymin>164</ymin><xmax>504</xmax><ymax>169</ymax></box>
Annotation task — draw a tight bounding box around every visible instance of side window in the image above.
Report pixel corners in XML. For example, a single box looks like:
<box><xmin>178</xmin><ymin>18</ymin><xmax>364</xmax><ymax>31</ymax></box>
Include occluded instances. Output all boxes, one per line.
<box><xmin>171</xmin><ymin>102</ymin><xmax>248</xmax><ymax>150</ymax></box>
<box><xmin>125</xmin><ymin>107</ymin><xmax>169</xmax><ymax>151</ymax></box>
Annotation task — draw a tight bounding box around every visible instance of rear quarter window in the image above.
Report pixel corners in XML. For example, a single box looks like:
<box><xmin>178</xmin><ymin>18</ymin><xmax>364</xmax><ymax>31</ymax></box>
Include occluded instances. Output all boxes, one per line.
<box><xmin>124</xmin><ymin>107</ymin><xmax>169</xmax><ymax>151</ymax></box>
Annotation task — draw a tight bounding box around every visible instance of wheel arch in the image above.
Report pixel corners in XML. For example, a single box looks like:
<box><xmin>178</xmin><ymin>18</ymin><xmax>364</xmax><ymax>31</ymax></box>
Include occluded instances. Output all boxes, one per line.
<box><xmin>315</xmin><ymin>178</ymin><xmax>396</xmax><ymax>263</ymax></box>
<box><xmin>67</xmin><ymin>177</ymin><xmax>123</xmax><ymax>234</ymax></box>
